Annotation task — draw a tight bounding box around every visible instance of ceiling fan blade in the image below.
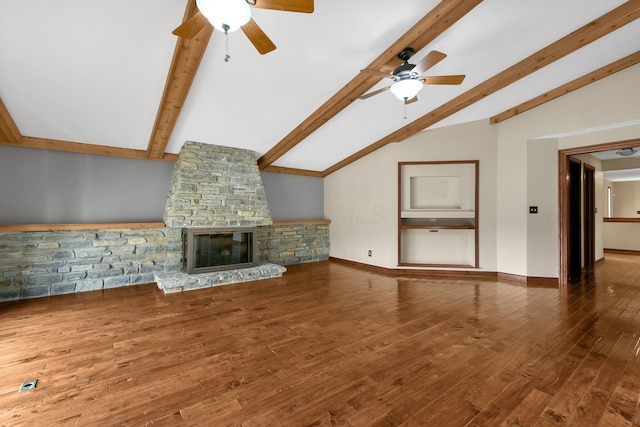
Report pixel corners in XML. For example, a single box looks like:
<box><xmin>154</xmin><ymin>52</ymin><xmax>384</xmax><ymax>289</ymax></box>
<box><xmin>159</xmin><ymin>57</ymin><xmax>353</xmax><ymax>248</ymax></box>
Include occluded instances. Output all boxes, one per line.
<box><xmin>405</xmin><ymin>96</ymin><xmax>418</xmax><ymax>105</ymax></box>
<box><xmin>412</xmin><ymin>50</ymin><xmax>447</xmax><ymax>76</ymax></box>
<box><xmin>421</xmin><ymin>75</ymin><xmax>466</xmax><ymax>85</ymax></box>
<box><xmin>241</xmin><ymin>18</ymin><xmax>276</xmax><ymax>54</ymax></box>
<box><xmin>361</xmin><ymin>68</ymin><xmax>395</xmax><ymax>79</ymax></box>
<box><xmin>359</xmin><ymin>86</ymin><xmax>391</xmax><ymax>100</ymax></box>
<box><xmin>173</xmin><ymin>11</ymin><xmax>210</xmax><ymax>39</ymax></box>
<box><xmin>250</xmin><ymin>0</ymin><xmax>314</xmax><ymax>13</ymax></box>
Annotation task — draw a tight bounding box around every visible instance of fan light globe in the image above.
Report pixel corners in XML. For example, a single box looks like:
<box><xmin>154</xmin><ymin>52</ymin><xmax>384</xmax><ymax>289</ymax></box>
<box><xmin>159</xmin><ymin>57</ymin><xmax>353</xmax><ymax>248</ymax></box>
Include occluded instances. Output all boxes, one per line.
<box><xmin>390</xmin><ymin>79</ymin><xmax>423</xmax><ymax>101</ymax></box>
<box><xmin>196</xmin><ymin>0</ymin><xmax>251</xmax><ymax>32</ymax></box>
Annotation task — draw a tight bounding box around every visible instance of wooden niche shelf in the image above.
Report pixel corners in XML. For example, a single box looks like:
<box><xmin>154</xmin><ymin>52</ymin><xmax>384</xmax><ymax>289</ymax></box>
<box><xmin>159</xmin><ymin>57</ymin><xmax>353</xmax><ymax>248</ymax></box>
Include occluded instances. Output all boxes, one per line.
<box><xmin>398</xmin><ymin>161</ymin><xmax>479</xmax><ymax>268</ymax></box>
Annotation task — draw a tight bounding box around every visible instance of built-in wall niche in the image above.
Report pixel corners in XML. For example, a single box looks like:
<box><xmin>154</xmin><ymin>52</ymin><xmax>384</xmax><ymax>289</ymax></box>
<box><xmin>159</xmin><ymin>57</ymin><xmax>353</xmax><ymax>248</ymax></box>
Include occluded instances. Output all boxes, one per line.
<box><xmin>398</xmin><ymin>161</ymin><xmax>479</xmax><ymax>268</ymax></box>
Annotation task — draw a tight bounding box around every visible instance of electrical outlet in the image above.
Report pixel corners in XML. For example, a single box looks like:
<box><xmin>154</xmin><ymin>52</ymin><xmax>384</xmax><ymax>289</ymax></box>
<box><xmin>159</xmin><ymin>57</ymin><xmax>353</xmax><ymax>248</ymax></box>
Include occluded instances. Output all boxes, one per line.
<box><xmin>367</xmin><ymin>250</ymin><xmax>372</xmax><ymax>257</ymax></box>
<box><xmin>529</xmin><ymin>206</ymin><xmax>538</xmax><ymax>214</ymax></box>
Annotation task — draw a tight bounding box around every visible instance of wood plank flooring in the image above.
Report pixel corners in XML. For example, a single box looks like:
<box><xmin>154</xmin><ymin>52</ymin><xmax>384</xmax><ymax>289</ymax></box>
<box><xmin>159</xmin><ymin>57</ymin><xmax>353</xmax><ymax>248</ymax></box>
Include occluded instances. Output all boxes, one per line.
<box><xmin>1</xmin><ymin>254</ymin><xmax>640</xmax><ymax>426</ymax></box>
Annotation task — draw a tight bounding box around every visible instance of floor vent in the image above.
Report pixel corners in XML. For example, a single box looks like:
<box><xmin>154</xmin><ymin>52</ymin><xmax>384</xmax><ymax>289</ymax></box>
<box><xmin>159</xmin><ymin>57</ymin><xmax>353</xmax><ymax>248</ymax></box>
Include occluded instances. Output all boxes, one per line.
<box><xmin>19</xmin><ymin>379</ymin><xmax>38</xmax><ymax>392</ymax></box>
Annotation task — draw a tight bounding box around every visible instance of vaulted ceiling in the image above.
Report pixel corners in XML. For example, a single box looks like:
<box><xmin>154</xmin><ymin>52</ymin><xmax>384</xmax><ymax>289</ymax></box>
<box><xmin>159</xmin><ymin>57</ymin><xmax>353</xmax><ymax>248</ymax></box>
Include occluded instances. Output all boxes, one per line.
<box><xmin>1</xmin><ymin>0</ymin><xmax>639</xmax><ymax>177</ymax></box>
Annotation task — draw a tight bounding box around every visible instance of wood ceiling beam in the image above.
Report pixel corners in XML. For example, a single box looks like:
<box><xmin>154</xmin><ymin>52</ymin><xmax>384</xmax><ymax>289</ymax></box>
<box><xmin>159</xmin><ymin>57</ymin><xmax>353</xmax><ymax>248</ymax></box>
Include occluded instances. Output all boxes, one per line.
<box><xmin>257</xmin><ymin>0</ymin><xmax>483</xmax><ymax>170</ymax></box>
<box><xmin>262</xmin><ymin>165</ymin><xmax>324</xmax><ymax>177</ymax></box>
<box><xmin>0</xmin><ymin>97</ymin><xmax>23</xmax><ymax>145</ymax></box>
<box><xmin>322</xmin><ymin>1</ymin><xmax>640</xmax><ymax>176</ymax></box>
<box><xmin>1</xmin><ymin>136</ymin><xmax>177</xmax><ymax>161</ymax></box>
<box><xmin>0</xmin><ymin>95</ymin><xmax>178</xmax><ymax>160</ymax></box>
<box><xmin>146</xmin><ymin>0</ymin><xmax>213</xmax><ymax>159</ymax></box>
<box><xmin>491</xmin><ymin>50</ymin><xmax>640</xmax><ymax>124</ymax></box>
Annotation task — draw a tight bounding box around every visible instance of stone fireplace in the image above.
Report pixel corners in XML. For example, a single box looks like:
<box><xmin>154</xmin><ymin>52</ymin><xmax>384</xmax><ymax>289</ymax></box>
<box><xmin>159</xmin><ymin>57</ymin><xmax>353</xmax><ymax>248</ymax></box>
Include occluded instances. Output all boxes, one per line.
<box><xmin>182</xmin><ymin>227</ymin><xmax>257</xmax><ymax>274</ymax></box>
<box><xmin>155</xmin><ymin>141</ymin><xmax>286</xmax><ymax>292</ymax></box>
<box><xmin>0</xmin><ymin>141</ymin><xmax>328</xmax><ymax>302</ymax></box>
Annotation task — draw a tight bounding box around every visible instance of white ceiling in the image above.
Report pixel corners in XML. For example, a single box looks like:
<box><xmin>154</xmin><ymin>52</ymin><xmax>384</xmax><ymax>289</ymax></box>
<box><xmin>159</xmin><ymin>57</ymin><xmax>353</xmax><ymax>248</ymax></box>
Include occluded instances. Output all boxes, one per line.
<box><xmin>603</xmin><ymin>168</ymin><xmax>640</xmax><ymax>182</ymax></box>
<box><xmin>1</xmin><ymin>0</ymin><xmax>639</xmax><ymax>173</ymax></box>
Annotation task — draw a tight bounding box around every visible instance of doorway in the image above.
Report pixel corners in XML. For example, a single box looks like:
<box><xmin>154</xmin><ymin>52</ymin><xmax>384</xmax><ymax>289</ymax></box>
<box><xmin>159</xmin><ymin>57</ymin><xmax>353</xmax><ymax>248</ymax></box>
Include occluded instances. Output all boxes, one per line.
<box><xmin>583</xmin><ymin>164</ymin><xmax>596</xmax><ymax>269</ymax></box>
<box><xmin>568</xmin><ymin>158</ymin><xmax>582</xmax><ymax>281</ymax></box>
<box><xmin>558</xmin><ymin>137</ymin><xmax>640</xmax><ymax>285</ymax></box>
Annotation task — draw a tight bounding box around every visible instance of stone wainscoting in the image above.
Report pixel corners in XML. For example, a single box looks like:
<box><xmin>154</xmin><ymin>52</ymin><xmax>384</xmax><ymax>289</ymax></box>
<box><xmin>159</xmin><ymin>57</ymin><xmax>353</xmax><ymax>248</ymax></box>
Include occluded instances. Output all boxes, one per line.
<box><xmin>257</xmin><ymin>221</ymin><xmax>330</xmax><ymax>265</ymax></box>
<box><xmin>0</xmin><ymin>221</ymin><xmax>329</xmax><ymax>302</ymax></box>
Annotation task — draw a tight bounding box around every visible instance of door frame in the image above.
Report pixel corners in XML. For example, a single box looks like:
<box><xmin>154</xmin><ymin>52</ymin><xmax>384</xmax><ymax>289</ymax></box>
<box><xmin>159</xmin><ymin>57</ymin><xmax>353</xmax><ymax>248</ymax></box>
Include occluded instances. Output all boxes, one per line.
<box><xmin>558</xmin><ymin>137</ymin><xmax>640</xmax><ymax>285</ymax></box>
<box><xmin>583</xmin><ymin>163</ymin><xmax>596</xmax><ymax>269</ymax></box>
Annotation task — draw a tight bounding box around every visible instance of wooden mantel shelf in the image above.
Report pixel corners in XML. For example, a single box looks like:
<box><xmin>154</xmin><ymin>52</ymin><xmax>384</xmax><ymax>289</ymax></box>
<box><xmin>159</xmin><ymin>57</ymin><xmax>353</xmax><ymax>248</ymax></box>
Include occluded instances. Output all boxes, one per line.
<box><xmin>272</xmin><ymin>220</ymin><xmax>331</xmax><ymax>226</ymax></box>
<box><xmin>0</xmin><ymin>220</ymin><xmax>331</xmax><ymax>233</ymax></box>
<box><xmin>0</xmin><ymin>222</ymin><xmax>166</xmax><ymax>233</ymax></box>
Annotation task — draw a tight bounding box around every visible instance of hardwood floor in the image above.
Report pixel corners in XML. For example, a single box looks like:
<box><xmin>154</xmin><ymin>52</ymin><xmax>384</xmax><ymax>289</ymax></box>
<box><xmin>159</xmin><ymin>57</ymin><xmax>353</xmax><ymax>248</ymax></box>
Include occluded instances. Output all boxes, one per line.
<box><xmin>1</xmin><ymin>254</ymin><xmax>640</xmax><ymax>426</ymax></box>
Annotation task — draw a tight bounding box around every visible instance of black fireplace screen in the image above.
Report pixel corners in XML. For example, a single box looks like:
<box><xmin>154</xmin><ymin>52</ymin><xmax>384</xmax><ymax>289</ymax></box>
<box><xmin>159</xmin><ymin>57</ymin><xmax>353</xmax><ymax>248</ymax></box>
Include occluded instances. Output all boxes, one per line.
<box><xmin>183</xmin><ymin>228</ymin><xmax>257</xmax><ymax>274</ymax></box>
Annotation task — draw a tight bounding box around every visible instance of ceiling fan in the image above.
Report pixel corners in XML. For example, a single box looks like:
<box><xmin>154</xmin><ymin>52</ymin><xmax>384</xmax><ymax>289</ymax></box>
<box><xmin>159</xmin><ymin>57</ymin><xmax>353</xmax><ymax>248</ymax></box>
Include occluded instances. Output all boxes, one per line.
<box><xmin>173</xmin><ymin>0</ymin><xmax>314</xmax><ymax>57</ymax></box>
<box><xmin>360</xmin><ymin>47</ymin><xmax>465</xmax><ymax>105</ymax></box>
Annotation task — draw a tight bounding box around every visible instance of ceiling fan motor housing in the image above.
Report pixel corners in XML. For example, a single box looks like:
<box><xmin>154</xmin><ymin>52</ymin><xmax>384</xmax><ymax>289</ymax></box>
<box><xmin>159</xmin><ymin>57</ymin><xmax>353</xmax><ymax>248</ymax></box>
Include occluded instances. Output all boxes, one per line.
<box><xmin>393</xmin><ymin>63</ymin><xmax>417</xmax><ymax>80</ymax></box>
<box><xmin>393</xmin><ymin>47</ymin><xmax>418</xmax><ymax>80</ymax></box>
<box><xmin>397</xmin><ymin>47</ymin><xmax>415</xmax><ymax>62</ymax></box>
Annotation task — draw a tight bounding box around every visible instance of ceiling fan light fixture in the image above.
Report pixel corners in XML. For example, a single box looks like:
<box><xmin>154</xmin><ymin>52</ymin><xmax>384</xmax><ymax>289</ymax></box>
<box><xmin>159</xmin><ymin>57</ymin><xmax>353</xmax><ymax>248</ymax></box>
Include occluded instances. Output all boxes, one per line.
<box><xmin>389</xmin><ymin>79</ymin><xmax>423</xmax><ymax>101</ymax></box>
<box><xmin>616</xmin><ymin>148</ymin><xmax>637</xmax><ymax>157</ymax></box>
<box><xmin>196</xmin><ymin>0</ymin><xmax>251</xmax><ymax>32</ymax></box>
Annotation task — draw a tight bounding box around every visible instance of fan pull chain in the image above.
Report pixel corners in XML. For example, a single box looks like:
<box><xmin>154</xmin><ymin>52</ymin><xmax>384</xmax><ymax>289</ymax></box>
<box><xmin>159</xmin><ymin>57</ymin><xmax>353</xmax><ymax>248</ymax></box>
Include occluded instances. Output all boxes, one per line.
<box><xmin>223</xmin><ymin>24</ymin><xmax>231</xmax><ymax>62</ymax></box>
<box><xmin>403</xmin><ymin>98</ymin><xmax>408</xmax><ymax>120</ymax></box>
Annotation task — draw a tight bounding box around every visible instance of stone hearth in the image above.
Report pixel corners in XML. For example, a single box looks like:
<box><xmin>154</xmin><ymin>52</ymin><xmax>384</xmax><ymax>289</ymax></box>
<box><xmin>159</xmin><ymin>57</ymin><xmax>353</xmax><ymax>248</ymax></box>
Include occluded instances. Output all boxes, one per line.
<box><xmin>155</xmin><ymin>263</ymin><xmax>286</xmax><ymax>293</ymax></box>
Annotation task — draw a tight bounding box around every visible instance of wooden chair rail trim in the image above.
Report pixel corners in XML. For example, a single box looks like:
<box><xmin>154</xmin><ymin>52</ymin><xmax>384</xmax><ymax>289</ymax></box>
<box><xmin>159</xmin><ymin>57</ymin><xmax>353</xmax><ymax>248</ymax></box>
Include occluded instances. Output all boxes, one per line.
<box><xmin>0</xmin><ymin>222</ymin><xmax>166</xmax><ymax>233</ymax></box>
<box><xmin>603</xmin><ymin>217</ymin><xmax>640</xmax><ymax>223</ymax></box>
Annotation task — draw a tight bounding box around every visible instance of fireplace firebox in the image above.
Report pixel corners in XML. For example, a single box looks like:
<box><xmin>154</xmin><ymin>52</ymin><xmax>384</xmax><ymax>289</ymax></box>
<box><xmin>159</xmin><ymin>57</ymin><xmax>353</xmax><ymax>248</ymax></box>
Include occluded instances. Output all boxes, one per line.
<box><xmin>182</xmin><ymin>227</ymin><xmax>257</xmax><ymax>274</ymax></box>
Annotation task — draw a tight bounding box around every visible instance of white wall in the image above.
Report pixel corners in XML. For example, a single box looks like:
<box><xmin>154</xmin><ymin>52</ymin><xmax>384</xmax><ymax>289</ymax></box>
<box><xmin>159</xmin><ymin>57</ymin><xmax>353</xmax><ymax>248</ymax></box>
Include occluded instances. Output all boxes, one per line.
<box><xmin>526</xmin><ymin>138</ymin><xmax>559</xmax><ymax>277</ymax></box>
<box><xmin>611</xmin><ymin>181</ymin><xmax>640</xmax><ymax>217</ymax></box>
<box><xmin>325</xmin><ymin>119</ymin><xmax>498</xmax><ymax>270</ymax></box>
<box><xmin>496</xmin><ymin>64</ymin><xmax>640</xmax><ymax>277</ymax></box>
<box><xmin>603</xmin><ymin>222</ymin><xmax>640</xmax><ymax>251</ymax></box>
<box><xmin>325</xmin><ymin>63</ymin><xmax>640</xmax><ymax>277</ymax></box>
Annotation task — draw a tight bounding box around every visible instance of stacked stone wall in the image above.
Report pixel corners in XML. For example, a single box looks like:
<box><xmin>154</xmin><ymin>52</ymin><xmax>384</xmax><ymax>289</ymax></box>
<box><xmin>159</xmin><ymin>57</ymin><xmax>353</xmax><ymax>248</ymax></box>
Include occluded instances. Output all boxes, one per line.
<box><xmin>0</xmin><ymin>228</ymin><xmax>181</xmax><ymax>301</ymax></box>
<box><xmin>164</xmin><ymin>142</ymin><xmax>272</xmax><ymax>228</ymax></box>
<box><xmin>257</xmin><ymin>223</ymin><xmax>330</xmax><ymax>265</ymax></box>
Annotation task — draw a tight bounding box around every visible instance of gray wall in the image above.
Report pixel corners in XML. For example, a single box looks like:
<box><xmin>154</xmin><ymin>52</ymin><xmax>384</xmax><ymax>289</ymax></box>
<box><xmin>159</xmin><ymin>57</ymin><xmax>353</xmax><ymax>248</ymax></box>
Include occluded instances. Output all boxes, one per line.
<box><xmin>0</xmin><ymin>145</ymin><xmax>174</xmax><ymax>223</ymax></box>
<box><xmin>260</xmin><ymin>171</ymin><xmax>324</xmax><ymax>220</ymax></box>
<box><xmin>0</xmin><ymin>145</ymin><xmax>324</xmax><ymax>224</ymax></box>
